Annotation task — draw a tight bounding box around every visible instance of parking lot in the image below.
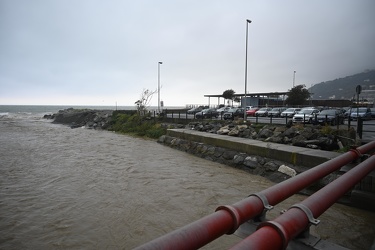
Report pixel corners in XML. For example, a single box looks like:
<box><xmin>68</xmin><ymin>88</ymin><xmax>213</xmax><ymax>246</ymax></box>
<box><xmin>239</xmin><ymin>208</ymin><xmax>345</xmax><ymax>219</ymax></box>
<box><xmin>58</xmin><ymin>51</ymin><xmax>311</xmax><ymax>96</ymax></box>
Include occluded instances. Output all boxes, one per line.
<box><xmin>161</xmin><ymin>108</ymin><xmax>375</xmax><ymax>143</ymax></box>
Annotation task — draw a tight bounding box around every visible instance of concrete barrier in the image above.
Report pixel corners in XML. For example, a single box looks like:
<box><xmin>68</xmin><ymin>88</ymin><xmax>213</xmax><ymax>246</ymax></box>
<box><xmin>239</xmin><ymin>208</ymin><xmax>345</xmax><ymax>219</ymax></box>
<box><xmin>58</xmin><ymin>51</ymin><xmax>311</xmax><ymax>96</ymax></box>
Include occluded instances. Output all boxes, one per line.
<box><xmin>166</xmin><ymin>129</ymin><xmax>341</xmax><ymax>168</ymax></box>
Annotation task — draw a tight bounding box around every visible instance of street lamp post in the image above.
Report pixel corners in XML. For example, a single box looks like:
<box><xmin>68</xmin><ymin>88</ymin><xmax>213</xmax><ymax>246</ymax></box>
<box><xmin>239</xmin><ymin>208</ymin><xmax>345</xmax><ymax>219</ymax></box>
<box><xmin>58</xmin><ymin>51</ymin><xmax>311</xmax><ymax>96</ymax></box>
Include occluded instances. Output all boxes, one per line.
<box><xmin>158</xmin><ymin>61</ymin><xmax>163</xmax><ymax>113</ymax></box>
<box><xmin>244</xmin><ymin>19</ymin><xmax>252</xmax><ymax>121</ymax></box>
<box><xmin>293</xmin><ymin>70</ymin><xmax>296</xmax><ymax>87</ymax></box>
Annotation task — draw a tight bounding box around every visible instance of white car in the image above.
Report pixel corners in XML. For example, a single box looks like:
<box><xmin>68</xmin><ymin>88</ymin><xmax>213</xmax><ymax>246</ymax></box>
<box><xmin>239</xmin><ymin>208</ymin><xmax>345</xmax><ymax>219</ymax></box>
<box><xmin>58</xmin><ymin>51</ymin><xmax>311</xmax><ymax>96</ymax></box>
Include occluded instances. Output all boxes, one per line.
<box><xmin>280</xmin><ymin>108</ymin><xmax>301</xmax><ymax>118</ymax></box>
<box><xmin>292</xmin><ymin>109</ymin><xmax>320</xmax><ymax>123</ymax></box>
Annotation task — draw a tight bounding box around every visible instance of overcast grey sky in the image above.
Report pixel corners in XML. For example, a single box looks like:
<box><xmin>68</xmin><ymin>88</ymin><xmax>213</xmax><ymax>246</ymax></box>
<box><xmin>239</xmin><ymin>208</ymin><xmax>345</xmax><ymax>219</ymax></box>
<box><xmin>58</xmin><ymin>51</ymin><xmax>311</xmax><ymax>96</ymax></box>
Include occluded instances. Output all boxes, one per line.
<box><xmin>1</xmin><ymin>0</ymin><xmax>374</xmax><ymax>107</ymax></box>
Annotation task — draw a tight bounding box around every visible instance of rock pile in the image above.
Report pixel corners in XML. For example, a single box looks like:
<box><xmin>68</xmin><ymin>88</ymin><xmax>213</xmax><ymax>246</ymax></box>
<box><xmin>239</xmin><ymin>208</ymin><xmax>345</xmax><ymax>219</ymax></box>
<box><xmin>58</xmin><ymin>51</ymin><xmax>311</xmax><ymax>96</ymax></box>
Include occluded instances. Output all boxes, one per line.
<box><xmin>47</xmin><ymin>108</ymin><xmax>112</xmax><ymax>129</ymax></box>
<box><xmin>185</xmin><ymin>121</ymin><xmax>358</xmax><ymax>151</ymax></box>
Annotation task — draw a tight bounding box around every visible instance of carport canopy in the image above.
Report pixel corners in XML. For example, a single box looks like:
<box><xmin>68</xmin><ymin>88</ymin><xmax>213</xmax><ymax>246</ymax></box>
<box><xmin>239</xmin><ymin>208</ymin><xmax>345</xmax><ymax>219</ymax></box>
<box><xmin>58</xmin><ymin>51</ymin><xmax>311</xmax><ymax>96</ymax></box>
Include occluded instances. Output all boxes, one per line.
<box><xmin>204</xmin><ymin>91</ymin><xmax>289</xmax><ymax>107</ymax></box>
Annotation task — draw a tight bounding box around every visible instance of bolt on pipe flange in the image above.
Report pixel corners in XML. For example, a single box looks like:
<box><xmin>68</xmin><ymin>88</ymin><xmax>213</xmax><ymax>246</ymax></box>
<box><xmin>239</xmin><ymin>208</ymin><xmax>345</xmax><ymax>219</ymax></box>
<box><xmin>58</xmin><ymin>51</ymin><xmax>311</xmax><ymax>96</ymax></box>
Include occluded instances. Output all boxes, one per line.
<box><xmin>349</xmin><ymin>147</ymin><xmax>362</xmax><ymax>159</ymax></box>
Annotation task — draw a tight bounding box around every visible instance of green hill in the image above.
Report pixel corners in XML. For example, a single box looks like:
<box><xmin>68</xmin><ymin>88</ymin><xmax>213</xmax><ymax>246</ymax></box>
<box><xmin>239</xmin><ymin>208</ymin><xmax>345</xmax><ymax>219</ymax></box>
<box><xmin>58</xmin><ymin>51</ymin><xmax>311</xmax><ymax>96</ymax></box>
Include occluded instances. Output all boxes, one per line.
<box><xmin>308</xmin><ymin>69</ymin><xmax>375</xmax><ymax>101</ymax></box>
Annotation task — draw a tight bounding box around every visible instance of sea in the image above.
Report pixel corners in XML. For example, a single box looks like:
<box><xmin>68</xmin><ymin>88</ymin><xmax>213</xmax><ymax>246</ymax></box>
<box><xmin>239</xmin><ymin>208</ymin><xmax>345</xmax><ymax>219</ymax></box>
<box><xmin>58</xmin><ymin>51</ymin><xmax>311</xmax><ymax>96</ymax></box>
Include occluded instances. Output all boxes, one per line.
<box><xmin>0</xmin><ymin>105</ymin><xmax>187</xmax><ymax>117</ymax></box>
<box><xmin>0</xmin><ymin>105</ymin><xmax>374</xmax><ymax>249</ymax></box>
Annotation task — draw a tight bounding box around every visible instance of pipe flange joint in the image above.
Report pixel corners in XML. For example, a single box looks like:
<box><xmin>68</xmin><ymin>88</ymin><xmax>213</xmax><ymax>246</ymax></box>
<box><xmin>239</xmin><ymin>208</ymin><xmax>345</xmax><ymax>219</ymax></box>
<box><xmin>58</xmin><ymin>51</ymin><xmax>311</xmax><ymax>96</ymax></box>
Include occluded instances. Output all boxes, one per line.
<box><xmin>290</xmin><ymin>204</ymin><xmax>320</xmax><ymax>226</ymax></box>
<box><xmin>257</xmin><ymin>221</ymin><xmax>289</xmax><ymax>250</ymax></box>
<box><xmin>215</xmin><ymin>205</ymin><xmax>241</xmax><ymax>234</ymax></box>
<box><xmin>349</xmin><ymin>148</ymin><xmax>362</xmax><ymax>158</ymax></box>
<box><xmin>249</xmin><ymin>193</ymin><xmax>274</xmax><ymax>211</ymax></box>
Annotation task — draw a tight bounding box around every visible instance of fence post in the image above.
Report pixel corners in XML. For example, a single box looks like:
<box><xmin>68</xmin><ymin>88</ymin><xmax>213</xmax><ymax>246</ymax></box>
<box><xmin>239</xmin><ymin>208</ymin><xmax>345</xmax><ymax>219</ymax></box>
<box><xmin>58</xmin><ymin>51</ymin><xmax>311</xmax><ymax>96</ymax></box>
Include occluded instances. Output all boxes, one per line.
<box><xmin>348</xmin><ymin>115</ymin><xmax>351</xmax><ymax>130</ymax></box>
<box><xmin>358</xmin><ymin>117</ymin><xmax>363</xmax><ymax>139</ymax></box>
<box><xmin>303</xmin><ymin>114</ymin><xmax>305</xmax><ymax>127</ymax></box>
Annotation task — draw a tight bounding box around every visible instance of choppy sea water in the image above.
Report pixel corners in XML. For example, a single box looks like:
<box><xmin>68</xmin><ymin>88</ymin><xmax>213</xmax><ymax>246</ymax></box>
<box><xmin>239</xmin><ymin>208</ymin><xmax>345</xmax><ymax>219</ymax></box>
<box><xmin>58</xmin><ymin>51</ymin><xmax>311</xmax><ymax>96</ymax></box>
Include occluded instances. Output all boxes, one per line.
<box><xmin>0</xmin><ymin>109</ymin><xmax>374</xmax><ymax>249</ymax></box>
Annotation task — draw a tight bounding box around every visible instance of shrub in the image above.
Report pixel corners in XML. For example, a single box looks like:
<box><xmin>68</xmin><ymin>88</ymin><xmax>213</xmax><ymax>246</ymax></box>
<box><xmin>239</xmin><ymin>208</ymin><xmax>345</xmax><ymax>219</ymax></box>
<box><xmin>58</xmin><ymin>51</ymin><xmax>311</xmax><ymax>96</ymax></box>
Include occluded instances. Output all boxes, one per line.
<box><xmin>111</xmin><ymin>113</ymin><xmax>167</xmax><ymax>138</ymax></box>
<box><xmin>320</xmin><ymin>124</ymin><xmax>333</xmax><ymax>135</ymax></box>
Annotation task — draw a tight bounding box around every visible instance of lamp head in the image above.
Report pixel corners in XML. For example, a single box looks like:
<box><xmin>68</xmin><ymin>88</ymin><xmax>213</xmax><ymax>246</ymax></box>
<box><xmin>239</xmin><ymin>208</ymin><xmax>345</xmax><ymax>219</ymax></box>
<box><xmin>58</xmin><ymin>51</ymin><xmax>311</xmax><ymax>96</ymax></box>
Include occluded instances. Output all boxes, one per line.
<box><xmin>246</xmin><ymin>19</ymin><xmax>252</xmax><ymax>23</ymax></box>
<box><xmin>159</xmin><ymin>62</ymin><xmax>163</xmax><ymax>64</ymax></box>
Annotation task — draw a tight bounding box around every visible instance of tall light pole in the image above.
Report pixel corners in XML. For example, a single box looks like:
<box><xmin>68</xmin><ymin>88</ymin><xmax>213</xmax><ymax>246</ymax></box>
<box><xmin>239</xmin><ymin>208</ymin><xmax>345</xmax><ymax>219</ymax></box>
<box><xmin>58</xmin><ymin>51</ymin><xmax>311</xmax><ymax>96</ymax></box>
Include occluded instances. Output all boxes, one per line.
<box><xmin>158</xmin><ymin>61</ymin><xmax>163</xmax><ymax>113</ymax></box>
<box><xmin>293</xmin><ymin>70</ymin><xmax>296</xmax><ymax>87</ymax></box>
<box><xmin>244</xmin><ymin>19</ymin><xmax>252</xmax><ymax>121</ymax></box>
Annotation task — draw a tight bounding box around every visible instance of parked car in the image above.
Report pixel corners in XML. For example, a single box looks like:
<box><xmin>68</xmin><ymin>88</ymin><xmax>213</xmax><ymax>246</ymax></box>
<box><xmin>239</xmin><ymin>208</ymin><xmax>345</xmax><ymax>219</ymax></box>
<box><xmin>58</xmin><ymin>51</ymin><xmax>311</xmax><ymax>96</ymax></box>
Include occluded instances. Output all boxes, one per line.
<box><xmin>216</xmin><ymin>106</ymin><xmax>231</xmax><ymax>115</ymax></box>
<box><xmin>187</xmin><ymin>106</ymin><xmax>204</xmax><ymax>114</ymax></box>
<box><xmin>371</xmin><ymin>108</ymin><xmax>375</xmax><ymax>118</ymax></box>
<box><xmin>280</xmin><ymin>108</ymin><xmax>301</xmax><ymax>118</ymax></box>
<box><xmin>223</xmin><ymin>108</ymin><xmax>245</xmax><ymax>120</ymax></box>
<box><xmin>344</xmin><ymin>108</ymin><xmax>353</xmax><ymax>118</ymax></box>
<box><xmin>246</xmin><ymin>107</ymin><xmax>259</xmax><ymax>117</ymax></box>
<box><xmin>315</xmin><ymin>109</ymin><xmax>345</xmax><ymax>125</ymax></box>
<box><xmin>350</xmin><ymin>107</ymin><xmax>372</xmax><ymax>120</ymax></box>
<box><xmin>292</xmin><ymin>108</ymin><xmax>320</xmax><ymax>123</ymax></box>
<box><xmin>268</xmin><ymin>107</ymin><xmax>287</xmax><ymax>117</ymax></box>
<box><xmin>195</xmin><ymin>108</ymin><xmax>219</xmax><ymax>119</ymax></box>
<box><xmin>255</xmin><ymin>107</ymin><xmax>272</xmax><ymax>117</ymax></box>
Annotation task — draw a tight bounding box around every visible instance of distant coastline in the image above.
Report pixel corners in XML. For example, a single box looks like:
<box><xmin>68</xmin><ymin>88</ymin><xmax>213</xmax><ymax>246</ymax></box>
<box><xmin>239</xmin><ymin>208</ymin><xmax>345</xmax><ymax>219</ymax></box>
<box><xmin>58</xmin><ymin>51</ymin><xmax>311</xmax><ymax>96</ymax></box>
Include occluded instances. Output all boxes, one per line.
<box><xmin>0</xmin><ymin>105</ymin><xmax>185</xmax><ymax>115</ymax></box>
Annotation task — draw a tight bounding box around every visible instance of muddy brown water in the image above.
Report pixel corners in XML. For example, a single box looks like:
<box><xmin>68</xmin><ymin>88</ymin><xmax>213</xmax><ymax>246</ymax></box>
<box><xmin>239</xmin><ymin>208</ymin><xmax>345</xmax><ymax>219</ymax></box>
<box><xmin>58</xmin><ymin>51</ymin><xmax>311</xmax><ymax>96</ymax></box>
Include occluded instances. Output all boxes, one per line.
<box><xmin>0</xmin><ymin>116</ymin><xmax>374</xmax><ymax>249</ymax></box>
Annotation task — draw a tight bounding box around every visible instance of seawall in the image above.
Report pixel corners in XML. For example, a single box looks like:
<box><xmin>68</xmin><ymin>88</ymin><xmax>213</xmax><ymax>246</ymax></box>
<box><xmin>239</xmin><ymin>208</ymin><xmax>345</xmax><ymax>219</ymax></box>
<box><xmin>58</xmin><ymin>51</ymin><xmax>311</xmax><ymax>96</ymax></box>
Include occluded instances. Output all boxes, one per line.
<box><xmin>165</xmin><ymin>129</ymin><xmax>341</xmax><ymax>168</ymax></box>
<box><xmin>158</xmin><ymin>128</ymin><xmax>375</xmax><ymax>210</ymax></box>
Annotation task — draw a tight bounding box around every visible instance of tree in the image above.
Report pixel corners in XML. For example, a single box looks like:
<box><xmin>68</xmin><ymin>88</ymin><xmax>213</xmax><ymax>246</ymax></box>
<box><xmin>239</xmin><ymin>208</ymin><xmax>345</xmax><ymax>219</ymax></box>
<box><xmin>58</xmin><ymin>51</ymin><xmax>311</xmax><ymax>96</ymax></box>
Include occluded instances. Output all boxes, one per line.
<box><xmin>285</xmin><ymin>84</ymin><xmax>311</xmax><ymax>106</ymax></box>
<box><xmin>222</xmin><ymin>89</ymin><xmax>235</xmax><ymax>106</ymax></box>
<box><xmin>135</xmin><ymin>88</ymin><xmax>157</xmax><ymax>116</ymax></box>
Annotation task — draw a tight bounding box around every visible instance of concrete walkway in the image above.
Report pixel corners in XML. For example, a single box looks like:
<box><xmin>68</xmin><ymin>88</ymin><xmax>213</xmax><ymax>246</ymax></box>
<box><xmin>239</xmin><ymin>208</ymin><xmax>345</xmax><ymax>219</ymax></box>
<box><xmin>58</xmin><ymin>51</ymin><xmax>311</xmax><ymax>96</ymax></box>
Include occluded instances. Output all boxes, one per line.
<box><xmin>167</xmin><ymin>129</ymin><xmax>342</xmax><ymax>168</ymax></box>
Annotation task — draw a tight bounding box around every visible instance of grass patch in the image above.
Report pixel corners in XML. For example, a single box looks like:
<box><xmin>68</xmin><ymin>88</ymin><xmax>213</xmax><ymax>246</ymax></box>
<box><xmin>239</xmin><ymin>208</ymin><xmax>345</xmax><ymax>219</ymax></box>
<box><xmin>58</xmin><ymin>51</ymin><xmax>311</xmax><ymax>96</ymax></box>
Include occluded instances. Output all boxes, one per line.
<box><xmin>110</xmin><ymin>113</ymin><xmax>167</xmax><ymax>139</ymax></box>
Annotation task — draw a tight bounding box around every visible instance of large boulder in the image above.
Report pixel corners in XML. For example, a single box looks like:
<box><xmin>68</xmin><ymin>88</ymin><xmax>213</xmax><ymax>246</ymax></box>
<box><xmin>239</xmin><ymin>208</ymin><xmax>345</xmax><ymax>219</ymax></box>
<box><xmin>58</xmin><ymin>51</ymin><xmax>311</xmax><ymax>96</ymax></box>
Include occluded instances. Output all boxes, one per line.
<box><xmin>283</xmin><ymin>127</ymin><xmax>298</xmax><ymax>138</ymax></box>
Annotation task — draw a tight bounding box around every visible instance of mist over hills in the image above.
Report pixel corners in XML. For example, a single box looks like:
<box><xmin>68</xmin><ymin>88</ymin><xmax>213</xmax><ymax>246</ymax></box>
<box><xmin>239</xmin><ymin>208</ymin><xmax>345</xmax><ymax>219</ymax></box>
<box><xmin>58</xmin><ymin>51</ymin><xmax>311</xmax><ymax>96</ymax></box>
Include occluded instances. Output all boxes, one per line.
<box><xmin>308</xmin><ymin>69</ymin><xmax>375</xmax><ymax>101</ymax></box>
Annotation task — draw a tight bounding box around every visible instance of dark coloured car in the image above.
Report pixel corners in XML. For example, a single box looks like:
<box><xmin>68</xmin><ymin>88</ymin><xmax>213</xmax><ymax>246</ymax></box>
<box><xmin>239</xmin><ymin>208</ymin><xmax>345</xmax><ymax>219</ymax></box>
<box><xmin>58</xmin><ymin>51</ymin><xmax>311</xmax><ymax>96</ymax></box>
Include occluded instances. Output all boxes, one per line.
<box><xmin>315</xmin><ymin>109</ymin><xmax>345</xmax><ymax>125</ymax></box>
<box><xmin>371</xmin><ymin>108</ymin><xmax>375</xmax><ymax>118</ymax></box>
<box><xmin>268</xmin><ymin>107</ymin><xmax>287</xmax><ymax>117</ymax></box>
<box><xmin>187</xmin><ymin>106</ymin><xmax>204</xmax><ymax>114</ymax></box>
<box><xmin>216</xmin><ymin>106</ymin><xmax>231</xmax><ymax>115</ymax></box>
<box><xmin>223</xmin><ymin>108</ymin><xmax>245</xmax><ymax>120</ymax></box>
<box><xmin>195</xmin><ymin>108</ymin><xmax>219</xmax><ymax>119</ymax></box>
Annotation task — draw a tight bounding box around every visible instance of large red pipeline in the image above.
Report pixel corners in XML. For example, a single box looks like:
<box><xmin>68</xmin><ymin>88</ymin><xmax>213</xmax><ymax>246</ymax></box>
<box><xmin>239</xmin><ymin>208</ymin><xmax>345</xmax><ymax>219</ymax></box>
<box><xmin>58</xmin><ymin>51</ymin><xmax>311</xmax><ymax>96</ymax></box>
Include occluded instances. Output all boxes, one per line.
<box><xmin>230</xmin><ymin>154</ymin><xmax>375</xmax><ymax>250</ymax></box>
<box><xmin>134</xmin><ymin>141</ymin><xmax>375</xmax><ymax>250</ymax></box>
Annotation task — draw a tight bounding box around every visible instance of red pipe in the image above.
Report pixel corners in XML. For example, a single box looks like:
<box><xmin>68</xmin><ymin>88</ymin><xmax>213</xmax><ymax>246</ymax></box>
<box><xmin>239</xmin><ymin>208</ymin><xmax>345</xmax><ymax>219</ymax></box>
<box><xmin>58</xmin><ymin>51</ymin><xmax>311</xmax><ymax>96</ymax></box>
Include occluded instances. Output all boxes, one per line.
<box><xmin>134</xmin><ymin>141</ymin><xmax>375</xmax><ymax>250</ymax></box>
<box><xmin>230</xmin><ymin>154</ymin><xmax>375</xmax><ymax>250</ymax></box>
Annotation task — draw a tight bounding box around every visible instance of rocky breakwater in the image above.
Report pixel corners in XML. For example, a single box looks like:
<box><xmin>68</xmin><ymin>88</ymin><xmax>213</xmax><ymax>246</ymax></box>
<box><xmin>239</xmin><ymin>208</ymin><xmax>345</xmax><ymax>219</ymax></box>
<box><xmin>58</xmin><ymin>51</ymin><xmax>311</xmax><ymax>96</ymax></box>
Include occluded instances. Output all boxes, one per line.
<box><xmin>45</xmin><ymin>108</ymin><xmax>113</xmax><ymax>129</ymax></box>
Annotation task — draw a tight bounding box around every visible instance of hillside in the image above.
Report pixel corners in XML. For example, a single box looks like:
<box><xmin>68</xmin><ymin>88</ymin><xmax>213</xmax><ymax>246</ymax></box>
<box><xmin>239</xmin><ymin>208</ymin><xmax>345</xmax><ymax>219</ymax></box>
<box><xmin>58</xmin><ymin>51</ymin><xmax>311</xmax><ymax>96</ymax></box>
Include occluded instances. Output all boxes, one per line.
<box><xmin>308</xmin><ymin>69</ymin><xmax>375</xmax><ymax>101</ymax></box>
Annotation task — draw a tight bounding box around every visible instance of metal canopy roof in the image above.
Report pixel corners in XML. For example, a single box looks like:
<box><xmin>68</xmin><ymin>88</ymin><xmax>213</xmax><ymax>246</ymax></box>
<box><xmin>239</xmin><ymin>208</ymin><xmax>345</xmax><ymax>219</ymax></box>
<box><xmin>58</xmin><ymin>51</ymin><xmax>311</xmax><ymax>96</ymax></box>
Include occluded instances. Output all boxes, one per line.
<box><xmin>204</xmin><ymin>91</ymin><xmax>289</xmax><ymax>98</ymax></box>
